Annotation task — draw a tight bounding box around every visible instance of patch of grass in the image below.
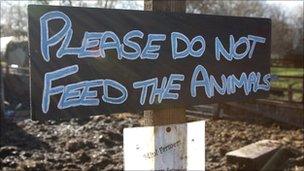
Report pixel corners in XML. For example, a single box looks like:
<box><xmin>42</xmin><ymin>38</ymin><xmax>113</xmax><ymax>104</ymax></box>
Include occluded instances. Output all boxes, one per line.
<box><xmin>270</xmin><ymin>67</ymin><xmax>303</xmax><ymax>89</ymax></box>
<box><xmin>271</xmin><ymin>67</ymin><xmax>304</xmax><ymax>77</ymax></box>
<box><xmin>270</xmin><ymin>67</ymin><xmax>303</xmax><ymax>102</ymax></box>
<box><xmin>1</xmin><ymin>61</ymin><xmax>7</xmax><ymax>66</ymax></box>
<box><xmin>271</xmin><ymin>79</ymin><xmax>303</xmax><ymax>89</ymax></box>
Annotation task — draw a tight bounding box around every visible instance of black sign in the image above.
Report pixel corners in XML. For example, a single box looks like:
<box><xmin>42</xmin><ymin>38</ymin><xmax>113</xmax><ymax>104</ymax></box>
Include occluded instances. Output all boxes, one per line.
<box><xmin>28</xmin><ymin>5</ymin><xmax>271</xmax><ymax>120</ymax></box>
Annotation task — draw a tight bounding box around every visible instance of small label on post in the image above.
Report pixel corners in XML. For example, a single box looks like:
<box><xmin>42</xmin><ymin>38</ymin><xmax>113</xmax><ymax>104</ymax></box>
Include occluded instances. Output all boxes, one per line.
<box><xmin>123</xmin><ymin>121</ymin><xmax>205</xmax><ymax>170</ymax></box>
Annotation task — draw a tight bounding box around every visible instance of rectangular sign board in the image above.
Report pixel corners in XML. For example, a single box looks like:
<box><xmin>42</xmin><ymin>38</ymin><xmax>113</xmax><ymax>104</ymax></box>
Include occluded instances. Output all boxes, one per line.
<box><xmin>28</xmin><ymin>5</ymin><xmax>271</xmax><ymax>120</ymax></box>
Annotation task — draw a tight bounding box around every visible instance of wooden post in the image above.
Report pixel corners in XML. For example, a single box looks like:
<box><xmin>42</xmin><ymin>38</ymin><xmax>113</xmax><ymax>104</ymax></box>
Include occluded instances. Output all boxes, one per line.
<box><xmin>287</xmin><ymin>84</ymin><xmax>293</xmax><ymax>102</ymax></box>
<box><xmin>144</xmin><ymin>0</ymin><xmax>186</xmax><ymax>12</ymax></box>
<box><xmin>213</xmin><ymin>103</ymin><xmax>220</xmax><ymax>119</ymax></box>
<box><xmin>0</xmin><ymin>51</ymin><xmax>5</xmax><ymax>134</ymax></box>
<box><xmin>125</xmin><ymin>3</ymin><xmax>205</xmax><ymax>170</ymax></box>
<box><xmin>144</xmin><ymin>0</ymin><xmax>186</xmax><ymax>126</ymax></box>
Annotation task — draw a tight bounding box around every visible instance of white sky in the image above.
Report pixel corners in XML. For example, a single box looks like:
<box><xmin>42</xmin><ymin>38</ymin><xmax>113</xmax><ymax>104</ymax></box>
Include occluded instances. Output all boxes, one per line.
<box><xmin>266</xmin><ymin>0</ymin><xmax>303</xmax><ymax>12</ymax></box>
<box><xmin>1</xmin><ymin>0</ymin><xmax>302</xmax><ymax>10</ymax></box>
<box><xmin>0</xmin><ymin>0</ymin><xmax>303</xmax><ymax>25</ymax></box>
<box><xmin>266</xmin><ymin>0</ymin><xmax>303</xmax><ymax>8</ymax></box>
<box><xmin>1</xmin><ymin>0</ymin><xmax>302</xmax><ymax>9</ymax></box>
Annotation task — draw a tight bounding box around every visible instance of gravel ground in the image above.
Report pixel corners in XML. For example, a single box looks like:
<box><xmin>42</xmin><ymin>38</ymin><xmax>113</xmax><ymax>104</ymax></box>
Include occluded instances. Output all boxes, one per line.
<box><xmin>204</xmin><ymin>118</ymin><xmax>303</xmax><ymax>170</ymax></box>
<box><xmin>0</xmin><ymin>113</ymin><xmax>303</xmax><ymax>171</ymax></box>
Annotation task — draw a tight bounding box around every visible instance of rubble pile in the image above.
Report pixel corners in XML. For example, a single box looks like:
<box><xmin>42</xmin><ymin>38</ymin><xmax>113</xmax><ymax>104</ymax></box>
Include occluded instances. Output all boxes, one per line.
<box><xmin>1</xmin><ymin>114</ymin><xmax>140</xmax><ymax>171</ymax></box>
<box><xmin>0</xmin><ymin>114</ymin><xmax>303</xmax><ymax>171</ymax></box>
<box><xmin>205</xmin><ymin>119</ymin><xmax>303</xmax><ymax>170</ymax></box>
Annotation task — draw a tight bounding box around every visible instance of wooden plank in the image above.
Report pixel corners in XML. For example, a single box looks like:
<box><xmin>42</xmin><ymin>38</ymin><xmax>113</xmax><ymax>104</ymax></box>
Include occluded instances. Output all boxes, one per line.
<box><xmin>256</xmin><ymin>99</ymin><xmax>304</xmax><ymax>108</ymax></box>
<box><xmin>226</xmin><ymin>140</ymin><xmax>281</xmax><ymax>170</ymax></box>
<box><xmin>28</xmin><ymin>4</ymin><xmax>271</xmax><ymax>120</ymax></box>
<box><xmin>270</xmin><ymin>59</ymin><xmax>303</xmax><ymax>68</ymax></box>
<box><xmin>223</xmin><ymin>101</ymin><xmax>304</xmax><ymax>127</ymax></box>
<box><xmin>271</xmin><ymin>87</ymin><xmax>303</xmax><ymax>93</ymax></box>
<box><xmin>144</xmin><ymin>105</ymin><xmax>186</xmax><ymax>126</ymax></box>
<box><xmin>144</xmin><ymin>0</ymin><xmax>186</xmax><ymax>12</ymax></box>
<box><xmin>261</xmin><ymin>148</ymin><xmax>291</xmax><ymax>171</ymax></box>
<box><xmin>0</xmin><ymin>51</ymin><xmax>5</xmax><ymax>129</ymax></box>
<box><xmin>275</xmin><ymin>75</ymin><xmax>303</xmax><ymax>79</ymax></box>
<box><xmin>143</xmin><ymin>0</ymin><xmax>187</xmax><ymax>126</ymax></box>
<box><xmin>124</xmin><ymin>120</ymin><xmax>205</xmax><ymax>170</ymax></box>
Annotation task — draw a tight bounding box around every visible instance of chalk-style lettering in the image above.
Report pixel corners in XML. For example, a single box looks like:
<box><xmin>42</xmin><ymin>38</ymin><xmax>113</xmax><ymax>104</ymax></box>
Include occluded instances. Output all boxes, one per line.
<box><xmin>191</xmin><ymin>65</ymin><xmax>212</xmax><ymax>97</ymax></box>
<box><xmin>42</xmin><ymin>65</ymin><xmax>79</xmax><ymax>113</ymax></box>
<box><xmin>57</xmin><ymin>29</ymin><xmax>81</xmax><ymax>58</ymax></box>
<box><xmin>233</xmin><ymin>37</ymin><xmax>250</xmax><ymax>59</ymax></box>
<box><xmin>40</xmin><ymin>10</ymin><xmax>167</xmax><ymax>61</ymax></box>
<box><xmin>171</xmin><ymin>32</ymin><xmax>206</xmax><ymax>59</ymax></box>
<box><xmin>248</xmin><ymin>35</ymin><xmax>266</xmax><ymax>58</ymax></box>
<box><xmin>102</xmin><ymin>79</ymin><xmax>128</xmax><ymax>104</ymax></box>
<box><xmin>100</xmin><ymin>31</ymin><xmax>122</xmax><ymax>59</ymax></box>
<box><xmin>209</xmin><ymin>75</ymin><xmax>227</xmax><ymax>96</ymax></box>
<box><xmin>42</xmin><ymin>64</ymin><xmax>129</xmax><ymax>112</ymax></box>
<box><xmin>58</xmin><ymin>79</ymin><xmax>103</xmax><ymax>109</ymax></box>
<box><xmin>79</xmin><ymin>32</ymin><xmax>104</xmax><ymax>58</ymax></box>
<box><xmin>141</xmin><ymin>34</ymin><xmax>166</xmax><ymax>59</ymax></box>
<box><xmin>40</xmin><ymin>11</ymin><xmax>72</xmax><ymax>62</ymax></box>
<box><xmin>133</xmin><ymin>78</ymin><xmax>157</xmax><ymax>105</ymax></box>
<box><xmin>189</xmin><ymin>35</ymin><xmax>206</xmax><ymax>57</ymax></box>
<box><xmin>162</xmin><ymin>74</ymin><xmax>185</xmax><ymax>100</ymax></box>
<box><xmin>191</xmin><ymin>65</ymin><xmax>270</xmax><ymax>98</ymax></box>
<box><xmin>149</xmin><ymin>77</ymin><xmax>167</xmax><ymax>104</ymax></box>
<box><xmin>171</xmin><ymin>32</ymin><xmax>190</xmax><ymax>59</ymax></box>
<box><xmin>215</xmin><ymin>35</ymin><xmax>266</xmax><ymax>61</ymax></box>
<box><xmin>121</xmin><ymin>30</ymin><xmax>144</xmax><ymax>60</ymax></box>
<box><xmin>133</xmin><ymin>74</ymin><xmax>185</xmax><ymax>105</ymax></box>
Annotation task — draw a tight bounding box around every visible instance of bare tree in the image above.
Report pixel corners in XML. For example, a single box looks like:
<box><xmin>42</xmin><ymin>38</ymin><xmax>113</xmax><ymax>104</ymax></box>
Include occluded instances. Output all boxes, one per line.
<box><xmin>187</xmin><ymin>1</ymin><xmax>266</xmax><ymax>17</ymax></box>
<box><xmin>285</xmin><ymin>6</ymin><xmax>303</xmax><ymax>63</ymax></box>
<box><xmin>95</xmin><ymin>0</ymin><xmax>118</xmax><ymax>8</ymax></box>
<box><xmin>291</xmin><ymin>6</ymin><xmax>303</xmax><ymax>50</ymax></box>
<box><xmin>0</xmin><ymin>0</ymin><xmax>120</xmax><ymax>37</ymax></box>
<box><xmin>186</xmin><ymin>0</ymin><xmax>301</xmax><ymax>59</ymax></box>
<box><xmin>0</xmin><ymin>2</ymin><xmax>27</xmax><ymax>37</ymax></box>
<box><xmin>35</xmin><ymin>0</ymin><xmax>49</xmax><ymax>5</ymax></box>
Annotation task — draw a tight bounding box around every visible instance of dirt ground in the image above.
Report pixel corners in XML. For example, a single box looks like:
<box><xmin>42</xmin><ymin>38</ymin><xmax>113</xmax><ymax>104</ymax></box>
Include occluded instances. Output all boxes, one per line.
<box><xmin>0</xmin><ymin>113</ymin><xmax>303</xmax><ymax>171</ymax></box>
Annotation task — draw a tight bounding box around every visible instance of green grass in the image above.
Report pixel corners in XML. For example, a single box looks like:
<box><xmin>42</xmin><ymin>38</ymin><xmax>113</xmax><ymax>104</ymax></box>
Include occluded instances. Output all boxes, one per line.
<box><xmin>270</xmin><ymin>67</ymin><xmax>303</xmax><ymax>102</ymax></box>
<box><xmin>1</xmin><ymin>61</ymin><xmax>6</xmax><ymax>65</ymax></box>
<box><xmin>270</xmin><ymin>67</ymin><xmax>304</xmax><ymax>89</ymax></box>
<box><xmin>270</xmin><ymin>67</ymin><xmax>303</xmax><ymax>89</ymax></box>
<box><xmin>271</xmin><ymin>80</ymin><xmax>302</xmax><ymax>89</ymax></box>
<box><xmin>271</xmin><ymin>67</ymin><xmax>304</xmax><ymax>77</ymax></box>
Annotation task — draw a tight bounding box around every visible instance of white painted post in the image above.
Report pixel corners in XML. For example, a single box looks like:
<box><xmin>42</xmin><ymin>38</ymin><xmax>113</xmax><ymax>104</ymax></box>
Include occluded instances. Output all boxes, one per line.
<box><xmin>124</xmin><ymin>121</ymin><xmax>205</xmax><ymax>170</ymax></box>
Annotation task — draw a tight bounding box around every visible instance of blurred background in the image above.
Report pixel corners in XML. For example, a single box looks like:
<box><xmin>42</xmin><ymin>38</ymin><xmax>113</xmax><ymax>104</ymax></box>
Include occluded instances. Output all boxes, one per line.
<box><xmin>0</xmin><ymin>1</ymin><xmax>303</xmax><ymax>171</ymax></box>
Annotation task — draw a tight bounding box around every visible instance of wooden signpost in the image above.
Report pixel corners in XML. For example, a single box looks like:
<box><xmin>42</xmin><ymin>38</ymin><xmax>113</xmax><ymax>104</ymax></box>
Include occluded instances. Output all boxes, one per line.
<box><xmin>28</xmin><ymin>2</ymin><xmax>271</xmax><ymax>170</ymax></box>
